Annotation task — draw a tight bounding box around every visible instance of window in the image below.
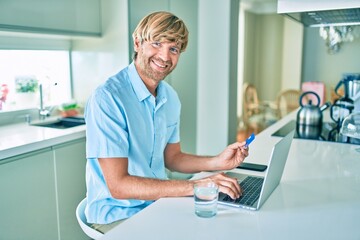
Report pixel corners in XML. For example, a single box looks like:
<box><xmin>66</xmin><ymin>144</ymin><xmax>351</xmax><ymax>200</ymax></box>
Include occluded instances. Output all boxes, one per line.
<box><xmin>0</xmin><ymin>50</ymin><xmax>71</xmax><ymax>111</ymax></box>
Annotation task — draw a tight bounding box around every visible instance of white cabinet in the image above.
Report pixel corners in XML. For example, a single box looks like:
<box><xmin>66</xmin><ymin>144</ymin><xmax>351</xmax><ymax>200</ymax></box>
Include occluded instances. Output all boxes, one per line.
<box><xmin>0</xmin><ymin>148</ymin><xmax>58</xmax><ymax>240</ymax></box>
<box><xmin>0</xmin><ymin>138</ymin><xmax>88</xmax><ymax>239</ymax></box>
<box><xmin>0</xmin><ymin>0</ymin><xmax>101</xmax><ymax>36</ymax></box>
<box><xmin>53</xmin><ymin>139</ymin><xmax>88</xmax><ymax>240</ymax></box>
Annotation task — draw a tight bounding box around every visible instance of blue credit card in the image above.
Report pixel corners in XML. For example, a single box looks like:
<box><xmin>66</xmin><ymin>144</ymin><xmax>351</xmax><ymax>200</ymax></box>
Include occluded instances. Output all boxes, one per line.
<box><xmin>245</xmin><ymin>133</ymin><xmax>255</xmax><ymax>147</ymax></box>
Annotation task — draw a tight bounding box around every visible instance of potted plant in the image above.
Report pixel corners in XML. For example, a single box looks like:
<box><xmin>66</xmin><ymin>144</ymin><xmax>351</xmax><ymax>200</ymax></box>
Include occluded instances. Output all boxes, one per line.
<box><xmin>58</xmin><ymin>100</ymin><xmax>80</xmax><ymax>117</ymax></box>
<box><xmin>15</xmin><ymin>76</ymin><xmax>38</xmax><ymax>93</ymax></box>
<box><xmin>14</xmin><ymin>76</ymin><xmax>39</xmax><ymax>108</ymax></box>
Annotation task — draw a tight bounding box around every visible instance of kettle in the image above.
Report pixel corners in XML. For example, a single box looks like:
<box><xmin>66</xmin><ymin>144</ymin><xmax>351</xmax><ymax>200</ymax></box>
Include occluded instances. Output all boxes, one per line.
<box><xmin>331</xmin><ymin>73</ymin><xmax>359</xmax><ymax>129</ymax></box>
<box><xmin>296</xmin><ymin>91</ymin><xmax>330</xmax><ymax>139</ymax></box>
<box><xmin>335</xmin><ymin>73</ymin><xmax>360</xmax><ymax>99</ymax></box>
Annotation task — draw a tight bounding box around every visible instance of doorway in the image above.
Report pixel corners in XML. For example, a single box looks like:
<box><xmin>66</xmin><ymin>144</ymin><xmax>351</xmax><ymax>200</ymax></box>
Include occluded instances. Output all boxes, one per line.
<box><xmin>236</xmin><ymin>1</ymin><xmax>303</xmax><ymax>141</ymax></box>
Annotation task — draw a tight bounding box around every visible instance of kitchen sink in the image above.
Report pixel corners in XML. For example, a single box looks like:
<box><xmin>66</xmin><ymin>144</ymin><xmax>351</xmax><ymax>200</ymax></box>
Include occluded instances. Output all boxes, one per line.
<box><xmin>30</xmin><ymin>116</ymin><xmax>86</xmax><ymax>129</ymax></box>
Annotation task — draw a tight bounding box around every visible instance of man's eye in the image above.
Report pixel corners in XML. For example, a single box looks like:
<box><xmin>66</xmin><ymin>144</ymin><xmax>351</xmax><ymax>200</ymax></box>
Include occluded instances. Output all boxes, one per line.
<box><xmin>170</xmin><ymin>47</ymin><xmax>179</xmax><ymax>54</ymax></box>
<box><xmin>152</xmin><ymin>42</ymin><xmax>161</xmax><ymax>47</ymax></box>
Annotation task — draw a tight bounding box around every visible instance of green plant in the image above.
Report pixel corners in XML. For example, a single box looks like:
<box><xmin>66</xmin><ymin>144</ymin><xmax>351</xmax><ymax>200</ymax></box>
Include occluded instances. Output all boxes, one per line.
<box><xmin>15</xmin><ymin>76</ymin><xmax>38</xmax><ymax>93</ymax></box>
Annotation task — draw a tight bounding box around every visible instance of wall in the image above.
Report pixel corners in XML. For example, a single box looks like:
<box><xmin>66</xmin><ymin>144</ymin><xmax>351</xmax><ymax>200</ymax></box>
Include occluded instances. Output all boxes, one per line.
<box><xmin>302</xmin><ymin>27</ymin><xmax>360</xmax><ymax>100</ymax></box>
<box><xmin>243</xmin><ymin>11</ymin><xmax>257</xmax><ymax>93</ymax></box>
<box><xmin>71</xmin><ymin>0</ymin><xmax>129</xmax><ymax>104</ymax></box>
<box><xmin>281</xmin><ymin>18</ymin><xmax>303</xmax><ymax>90</ymax></box>
<box><xmin>243</xmin><ymin>12</ymin><xmax>286</xmax><ymax>101</ymax></box>
<box><xmin>256</xmin><ymin>14</ymin><xmax>284</xmax><ymax>101</ymax></box>
<box><xmin>196</xmin><ymin>0</ymin><xmax>239</xmax><ymax>155</ymax></box>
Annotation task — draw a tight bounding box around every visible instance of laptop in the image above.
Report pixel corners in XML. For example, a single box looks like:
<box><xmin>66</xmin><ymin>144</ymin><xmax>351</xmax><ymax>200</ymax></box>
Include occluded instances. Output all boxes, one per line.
<box><xmin>218</xmin><ymin>129</ymin><xmax>295</xmax><ymax>210</ymax></box>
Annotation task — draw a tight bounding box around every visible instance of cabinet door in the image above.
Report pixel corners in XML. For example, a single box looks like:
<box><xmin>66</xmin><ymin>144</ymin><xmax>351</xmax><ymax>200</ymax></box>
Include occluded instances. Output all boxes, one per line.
<box><xmin>0</xmin><ymin>148</ymin><xmax>58</xmax><ymax>240</ymax></box>
<box><xmin>0</xmin><ymin>0</ymin><xmax>101</xmax><ymax>36</ymax></box>
<box><xmin>53</xmin><ymin>138</ymin><xmax>88</xmax><ymax>240</ymax></box>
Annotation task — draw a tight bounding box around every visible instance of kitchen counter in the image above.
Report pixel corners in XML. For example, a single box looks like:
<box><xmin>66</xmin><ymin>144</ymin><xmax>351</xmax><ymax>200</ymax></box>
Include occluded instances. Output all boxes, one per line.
<box><xmin>101</xmin><ymin>111</ymin><xmax>360</xmax><ymax>240</ymax></box>
<box><xmin>0</xmin><ymin>117</ymin><xmax>86</xmax><ymax>160</ymax></box>
<box><xmin>0</xmin><ymin>116</ymin><xmax>88</xmax><ymax>239</ymax></box>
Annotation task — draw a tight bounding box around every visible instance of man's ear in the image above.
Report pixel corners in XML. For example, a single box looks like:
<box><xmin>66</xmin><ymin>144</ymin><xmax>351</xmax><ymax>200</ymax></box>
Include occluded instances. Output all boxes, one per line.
<box><xmin>134</xmin><ymin>37</ymin><xmax>141</xmax><ymax>52</ymax></box>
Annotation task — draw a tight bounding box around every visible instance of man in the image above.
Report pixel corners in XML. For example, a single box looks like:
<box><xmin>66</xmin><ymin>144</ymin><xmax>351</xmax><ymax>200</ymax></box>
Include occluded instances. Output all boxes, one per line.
<box><xmin>85</xmin><ymin>11</ymin><xmax>249</xmax><ymax>233</ymax></box>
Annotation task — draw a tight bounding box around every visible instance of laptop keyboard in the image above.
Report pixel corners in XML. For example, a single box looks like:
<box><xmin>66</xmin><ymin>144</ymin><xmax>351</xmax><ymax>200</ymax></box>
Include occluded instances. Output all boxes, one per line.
<box><xmin>222</xmin><ymin>176</ymin><xmax>264</xmax><ymax>206</ymax></box>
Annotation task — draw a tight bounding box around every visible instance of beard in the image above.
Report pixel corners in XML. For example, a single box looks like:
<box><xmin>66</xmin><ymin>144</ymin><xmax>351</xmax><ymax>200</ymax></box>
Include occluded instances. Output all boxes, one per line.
<box><xmin>137</xmin><ymin>55</ymin><xmax>175</xmax><ymax>82</ymax></box>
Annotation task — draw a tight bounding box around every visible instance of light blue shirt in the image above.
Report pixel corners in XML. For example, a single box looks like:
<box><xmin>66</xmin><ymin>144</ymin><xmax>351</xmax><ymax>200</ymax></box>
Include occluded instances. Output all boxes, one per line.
<box><xmin>84</xmin><ymin>62</ymin><xmax>181</xmax><ymax>224</ymax></box>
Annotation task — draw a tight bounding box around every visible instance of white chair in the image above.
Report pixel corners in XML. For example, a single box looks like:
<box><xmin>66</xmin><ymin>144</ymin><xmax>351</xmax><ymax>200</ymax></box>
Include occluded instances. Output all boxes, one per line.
<box><xmin>76</xmin><ymin>198</ymin><xmax>104</xmax><ymax>239</ymax></box>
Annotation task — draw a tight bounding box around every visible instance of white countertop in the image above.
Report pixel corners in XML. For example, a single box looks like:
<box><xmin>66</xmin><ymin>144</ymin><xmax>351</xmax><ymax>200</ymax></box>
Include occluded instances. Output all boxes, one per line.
<box><xmin>0</xmin><ymin>118</ymin><xmax>86</xmax><ymax>160</ymax></box>
<box><xmin>101</xmin><ymin>111</ymin><xmax>360</xmax><ymax>240</ymax></box>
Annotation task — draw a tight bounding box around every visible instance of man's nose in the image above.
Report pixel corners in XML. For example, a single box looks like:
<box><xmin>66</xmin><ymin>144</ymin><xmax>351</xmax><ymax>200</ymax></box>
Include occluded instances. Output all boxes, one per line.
<box><xmin>158</xmin><ymin>47</ymin><xmax>170</xmax><ymax>61</ymax></box>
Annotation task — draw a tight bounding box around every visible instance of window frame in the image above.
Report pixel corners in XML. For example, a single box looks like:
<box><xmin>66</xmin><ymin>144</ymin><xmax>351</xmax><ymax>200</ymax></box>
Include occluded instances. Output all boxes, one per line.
<box><xmin>0</xmin><ymin>33</ymin><xmax>73</xmax><ymax>125</ymax></box>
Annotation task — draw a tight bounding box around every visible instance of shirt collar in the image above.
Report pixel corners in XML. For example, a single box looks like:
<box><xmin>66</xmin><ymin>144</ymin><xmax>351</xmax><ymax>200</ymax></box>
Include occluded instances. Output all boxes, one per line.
<box><xmin>128</xmin><ymin>62</ymin><xmax>167</xmax><ymax>105</ymax></box>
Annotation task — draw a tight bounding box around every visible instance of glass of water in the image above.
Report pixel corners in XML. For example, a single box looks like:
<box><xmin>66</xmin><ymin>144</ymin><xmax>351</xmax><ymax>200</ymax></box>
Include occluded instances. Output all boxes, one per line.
<box><xmin>193</xmin><ymin>181</ymin><xmax>219</xmax><ymax>218</ymax></box>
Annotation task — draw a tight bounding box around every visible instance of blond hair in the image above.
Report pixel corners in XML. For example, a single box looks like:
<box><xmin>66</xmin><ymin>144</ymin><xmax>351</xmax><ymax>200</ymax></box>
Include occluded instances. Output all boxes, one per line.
<box><xmin>132</xmin><ymin>11</ymin><xmax>189</xmax><ymax>58</ymax></box>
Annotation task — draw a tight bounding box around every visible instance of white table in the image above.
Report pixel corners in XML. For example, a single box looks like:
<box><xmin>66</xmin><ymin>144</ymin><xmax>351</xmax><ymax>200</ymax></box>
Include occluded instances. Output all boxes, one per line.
<box><xmin>101</xmin><ymin>112</ymin><xmax>360</xmax><ymax>240</ymax></box>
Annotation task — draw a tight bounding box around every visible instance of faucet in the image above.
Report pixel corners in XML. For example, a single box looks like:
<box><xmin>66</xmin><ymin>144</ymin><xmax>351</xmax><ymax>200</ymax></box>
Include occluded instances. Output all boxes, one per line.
<box><xmin>39</xmin><ymin>83</ymin><xmax>56</xmax><ymax>119</ymax></box>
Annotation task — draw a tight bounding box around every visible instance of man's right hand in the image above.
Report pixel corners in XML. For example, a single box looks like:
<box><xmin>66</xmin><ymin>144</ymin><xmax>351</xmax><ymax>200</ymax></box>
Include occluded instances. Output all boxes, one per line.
<box><xmin>191</xmin><ymin>172</ymin><xmax>242</xmax><ymax>199</ymax></box>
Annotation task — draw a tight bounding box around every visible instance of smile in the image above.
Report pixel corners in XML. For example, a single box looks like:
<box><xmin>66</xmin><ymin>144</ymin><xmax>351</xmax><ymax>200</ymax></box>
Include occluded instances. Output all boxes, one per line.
<box><xmin>153</xmin><ymin>60</ymin><xmax>166</xmax><ymax>68</ymax></box>
<box><xmin>151</xmin><ymin>58</ymin><xmax>172</xmax><ymax>72</ymax></box>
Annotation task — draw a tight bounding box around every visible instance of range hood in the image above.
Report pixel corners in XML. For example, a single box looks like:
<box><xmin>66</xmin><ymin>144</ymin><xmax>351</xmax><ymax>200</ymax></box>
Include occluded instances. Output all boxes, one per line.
<box><xmin>278</xmin><ymin>0</ymin><xmax>360</xmax><ymax>27</ymax></box>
